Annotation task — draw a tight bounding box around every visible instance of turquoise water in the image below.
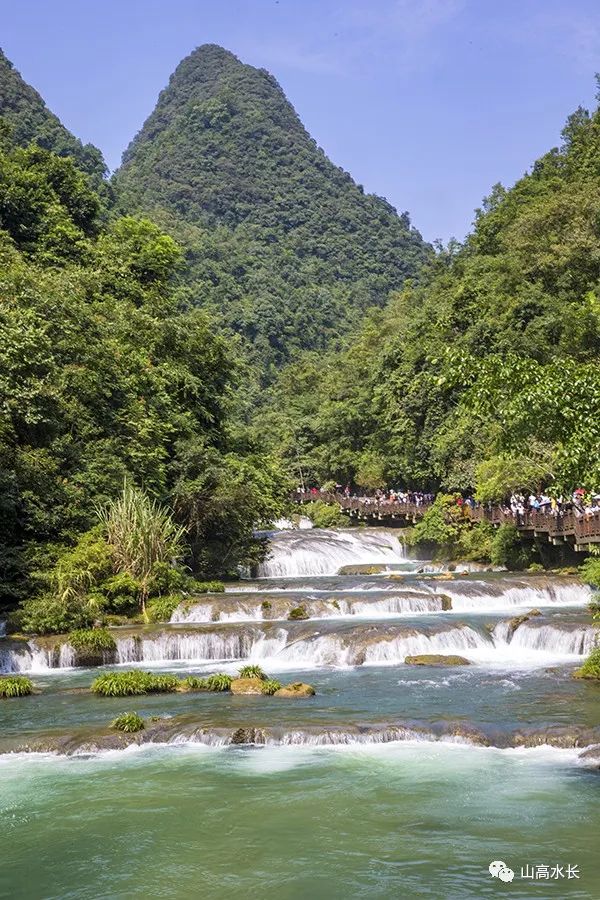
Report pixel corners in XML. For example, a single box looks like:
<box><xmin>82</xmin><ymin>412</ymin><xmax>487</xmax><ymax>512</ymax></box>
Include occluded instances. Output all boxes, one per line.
<box><xmin>1</xmin><ymin>742</ymin><xmax>598</xmax><ymax>899</ymax></box>
<box><xmin>1</xmin><ymin>535</ymin><xmax>599</xmax><ymax>898</ymax></box>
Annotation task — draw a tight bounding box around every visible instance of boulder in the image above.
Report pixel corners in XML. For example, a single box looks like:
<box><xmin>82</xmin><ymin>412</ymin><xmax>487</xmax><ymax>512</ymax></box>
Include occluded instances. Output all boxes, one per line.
<box><xmin>507</xmin><ymin>608</ymin><xmax>542</xmax><ymax>638</ymax></box>
<box><xmin>274</xmin><ymin>682</ymin><xmax>316</xmax><ymax>698</ymax></box>
<box><xmin>230</xmin><ymin>677</ymin><xmax>265</xmax><ymax>695</ymax></box>
<box><xmin>438</xmin><ymin>594</ymin><xmax>452</xmax><ymax>611</ymax></box>
<box><xmin>404</xmin><ymin>654</ymin><xmax>471</xmax><ymax>667</ymax></box>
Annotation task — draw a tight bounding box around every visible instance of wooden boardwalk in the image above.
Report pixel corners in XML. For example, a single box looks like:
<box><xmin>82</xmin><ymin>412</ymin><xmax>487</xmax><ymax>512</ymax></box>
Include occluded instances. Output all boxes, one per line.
<box><xmin>303</xmin><ymin>494</ymin><xmax>600</xmax><ymax>551</ymax></box>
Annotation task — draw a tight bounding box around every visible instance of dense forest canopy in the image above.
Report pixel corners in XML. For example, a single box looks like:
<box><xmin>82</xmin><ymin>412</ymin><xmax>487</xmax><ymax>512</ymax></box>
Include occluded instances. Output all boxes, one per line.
<box><xmin>264</xmin><ymin>100</ymin><xmax>600</xmax><ymax>496</ymax></box>
<box><xmin>114</xmin><ymin>44</ymin><xmax>430</xmax><ymax>373</ymax></box>
<box><xmin>0</xmin><ymin>136</ymin><xmax>286</xmax><ymax>612</ymax></box>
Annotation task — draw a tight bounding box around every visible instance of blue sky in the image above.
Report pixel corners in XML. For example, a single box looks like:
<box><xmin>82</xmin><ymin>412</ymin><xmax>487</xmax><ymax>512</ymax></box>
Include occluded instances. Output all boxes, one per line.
<box><xmin>3</xmin><ymin>0</ymin><xmax>599</xmax><ymax>242</ymax></box>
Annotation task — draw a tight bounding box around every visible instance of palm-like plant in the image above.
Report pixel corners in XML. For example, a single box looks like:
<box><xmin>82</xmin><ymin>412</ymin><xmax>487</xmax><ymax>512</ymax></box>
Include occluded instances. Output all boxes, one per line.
<box><xmin>98</xmin><ymin>481</ymin><xmax>187</xmax><ymax>615</ymax></box>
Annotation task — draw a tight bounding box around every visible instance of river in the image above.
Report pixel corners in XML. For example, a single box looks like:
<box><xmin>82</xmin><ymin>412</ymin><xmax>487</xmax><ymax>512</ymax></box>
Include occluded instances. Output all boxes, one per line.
<box><xmin>1</xmin><ymin>527</ymin><xmax>599</xmax><ymax>899</ymax></box>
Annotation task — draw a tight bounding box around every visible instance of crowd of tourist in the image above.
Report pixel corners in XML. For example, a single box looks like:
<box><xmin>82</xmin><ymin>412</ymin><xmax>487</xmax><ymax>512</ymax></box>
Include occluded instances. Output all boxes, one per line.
<box><xmin>295</xmin><ymin>485</ymin><xmax>600</xmax><ymax>521</ymax></box>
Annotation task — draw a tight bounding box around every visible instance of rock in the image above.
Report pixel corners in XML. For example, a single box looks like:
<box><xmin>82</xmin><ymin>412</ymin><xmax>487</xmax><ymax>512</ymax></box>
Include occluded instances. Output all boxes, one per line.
<box><xmin>274</xmin><ymin>682</ymin><xmax>316</xmax><ymax>698</ymax></box>
<box><xmin>439</xmin><ymin>594</ymin><xmax>452</xmax><ymax>611</ymax></box>
<box><xmin>508</xmin><ymin>608</ymin><xmax>542</xmax><ymax>637</ymax></box>
<box><xmin>404</xmin><ymin>654</ymin><xmax>471</xmax><ymax>667</ymax></box>
<box><xmin>338</xmin><ymin>564</ymin><xmax>387</xmax><ymax>575</ymax></box>
<box><xmin>230</xmin><ymin>677</ymin><xmax>265</xmax><ymax>695</ymax></box>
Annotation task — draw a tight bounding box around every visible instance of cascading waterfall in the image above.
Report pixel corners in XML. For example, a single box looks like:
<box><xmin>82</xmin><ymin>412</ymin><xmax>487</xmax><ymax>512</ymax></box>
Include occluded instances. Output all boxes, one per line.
<box><xmin>256</xmin><ymin>528</ymin><xmax>406</xmax><ymax>577</ymax></box>
<box><xmin>441</xmin><ymin>579</ymin><xmax>591</xmax><ymax>611</ymax></box>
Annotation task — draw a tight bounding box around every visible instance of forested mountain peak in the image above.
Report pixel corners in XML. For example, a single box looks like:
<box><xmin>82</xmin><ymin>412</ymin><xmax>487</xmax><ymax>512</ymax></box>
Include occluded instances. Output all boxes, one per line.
<box><xmin>114</xmin><ymin>44</ymin><xmax>430</xmax><ymax>370</ymax></box>
<box><xmin>0</xmin><ymin>47</ymin><xmax>106</xmax><ymax>181</ymax></box>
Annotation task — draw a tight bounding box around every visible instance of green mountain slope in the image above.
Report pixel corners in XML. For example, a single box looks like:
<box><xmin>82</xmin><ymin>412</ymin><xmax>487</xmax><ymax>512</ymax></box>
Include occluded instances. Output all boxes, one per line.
<box><xmin>114</xmin><ymin>44</ymin><xmax>430</xmax><ymax>370</ymax></box>
<box><xmin>0</xmin><ymin>47</ymin><xmax>106</xmax><ymax>180</ymax></box>
<box><xmin>267</xmin><ymin>102</ymin><xmax>600</xmax><ymax>494</ymax></box>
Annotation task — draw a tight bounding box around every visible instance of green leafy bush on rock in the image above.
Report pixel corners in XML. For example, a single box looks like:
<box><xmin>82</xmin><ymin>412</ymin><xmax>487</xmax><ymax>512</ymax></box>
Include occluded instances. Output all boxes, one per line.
<box><xmin>238</xmin><ymin>664</ymin><xmax>267</xmax><ymax>680</ymax></box>
<box><xmin>573</xmin><ymin>647</ymin><xmax>600</xmax><ymax>680</ymax></box>
<box><xmin>0</xmin><ymin>675</ymin><xmax>34</xmax><ymax>698</ymax></box>
<box><xmin>111</xmin><ymin>711</ymin><xmax>145</xmax><ymax>733</ymax></box>
<box><xmin>91</xmin><ymin>670</ymin><xmax>179</xmax><ymax>696</ymax></box>
<box><xmin>67</xmin><ymin>628</ymin><xmax>116</xmax><ymax>654</ymax></box>
<box><xmin>260</xmin><ymin>678</ymin><xmax>282</xmax><ymax>695</ymax></box>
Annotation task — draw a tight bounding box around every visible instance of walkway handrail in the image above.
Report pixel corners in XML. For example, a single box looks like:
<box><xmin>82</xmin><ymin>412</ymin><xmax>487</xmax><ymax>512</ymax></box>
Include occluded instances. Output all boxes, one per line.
<box><xmin>293</xmin><ymin>492</ymin><xmax>600</xmax><ymax>547</ymax></box>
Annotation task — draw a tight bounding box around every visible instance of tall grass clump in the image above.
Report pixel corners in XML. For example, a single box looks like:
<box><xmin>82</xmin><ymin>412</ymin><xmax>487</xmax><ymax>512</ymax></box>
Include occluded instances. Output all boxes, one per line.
<box><xmin>111</xmin><ymin>711</ymin><xmax>145</xmax><ymax>733</ymax></box>
<box><xmin>68</xmin><ymin>628</ymin><xmax>116</xmax><ymax>654</ymax></box>
<box><xmin>91</xmin><ymin>670</ymin><xmax>179</xmax><ymax>696</ymax></box>
<box><xmin>0</xmin><ymin>675</ymin><xmax>34</xmax><ymax>698</ymax></box>
<box><xmin>97</xmin><ymin>482</ymin><xmax>187</xmax><ymax>614</ymax></box>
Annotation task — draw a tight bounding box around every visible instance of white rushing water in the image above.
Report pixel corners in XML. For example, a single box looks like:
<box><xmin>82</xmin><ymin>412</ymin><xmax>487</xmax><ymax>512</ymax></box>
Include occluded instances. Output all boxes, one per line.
<box><xmin>256</xmin><ymin>528</ymin><xmax>406</xmax><ymax>577</ymax></box>
<box><xmin>2</xmin><ymin>616</ymin><xmax>595</xmax><ymax>673</ymax></box>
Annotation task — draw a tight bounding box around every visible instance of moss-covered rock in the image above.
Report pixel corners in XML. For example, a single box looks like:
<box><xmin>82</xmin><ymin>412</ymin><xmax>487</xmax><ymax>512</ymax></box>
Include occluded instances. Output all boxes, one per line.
<box><xmin>274</xmin><ymin>682</ymin><xmax>316</xmax><ymax>697</ymax></box>
<box><xmin>507</xmin><ymin>608</ymin><xmax>542</xmax><ymax>638</ymax></box>
<box><xmin>404</xmin><ymin>654</ymin><xmax>471</xmax><ymax>666</ymax></box>
<box><xmin>288</xmin><ymin>605</ymin><xmax>309</xmax><ymax>620</ymax></box>
<box><xmin>230</xmin><ymin>677</ymin><xmax>265</xmax><ymax>695</ymax></box>
<box><xmin>573</xmin><ymin>647</ymin><xmax>600</xmax><ymax>680</ymax></box>
<box><xmin>338</xmin><ymin>564</ymin><xmax>387</xmax><ymax>575</ymax></box>
<box><xmin>439</xmin><ymin>594</ymin><xmax>452</xmax><ymax>611</ymax></box>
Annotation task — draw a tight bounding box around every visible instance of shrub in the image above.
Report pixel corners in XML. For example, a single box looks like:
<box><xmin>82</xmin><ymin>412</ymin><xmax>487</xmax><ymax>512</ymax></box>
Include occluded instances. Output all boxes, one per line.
<box><xmin>204</xmin><ymin>673</ymin><xmax>232</xmax><ymax>692</ymax></box>
<box><xmin>148</xmin><ymin>673</ymin><xmax>180</xmax><ymax>692</ymax></box>
<box><xmin>288</xmin><ymin>605</ymin><xmax>309</xmax><ymax>620</ymax></box>
<box><xmin>18</xmin><ymin>594</ymin><xmax>95</xmax><ymax>635</ymax></box>
<box><xmin>180</xmin><ymin>675</ymin><xmax>208</xmax><ymax>690</ymax></box>
<box><xmin>456</xmin><ymin>522</ymin><xmax>493</xmax><ymax>562</ymax></box>
<box><xmin>238</xmin><ymin>664</ymin><xmax>267</xmax><ymax>680</ymax></box>
<box><xmin>111</xmin><ymin>711</ymin><xmax>145</xmax><ymax>733</ymax></box>
<box><xmin>491</xmin><ymin>524</ymin><xmax>531</xmax><ymax>570</ymax></box>
<box><xmin>100</xmin><ymin>572</ymin><xmax>141</xmax><ymax>600</ymax></box>
<box><xmin>146</xmin><ymin>594</ymin><xmax>183</xmax><ymax>623</ymax></box>
<box><xmin>301</xmin><ymin>500</ymin><xmax>346</xmax><ymax>529</ymax></box>
<box><xmin>579</xmin><ymin>556</ymin><xmax>600</xmax><ymax>588</ymax></box>
<box><xmin>91</xmin><ymin>670</ymin><xmax>178</xmax><ymax>696</ymax></box>
<box><xmin>261</xmin><ymin>600</ymin><xmax>272</xmax><ymax>611</ymax></box>
<box><xmin>588</xmin><ymin>598</ymin><xmax>600</xmax><ymax>622</ymax></box>
<box><xmin>412</xmin><ymin>495</ymin><xmax>464</xmax><ymax>550</ymax></box>
<box><xmin>0</xmin><ymin>675</ymin><xmax>34</xmax><ymax>698</ymax></box>
<box><xmin>192</xmin><ymin>580</ymin><xmax>224</xmax><ymax>594</ymax></box>
<box><xmin>68</xmin><ymin>628</ymin><xmax>116</xmax><ymax>654</ymax></box>
<box><xmin>573</xmin><ymin>647</ymin><xmax>600</xmax><ymax>680</ymax></box>
<box><xmin>528</xmin><ymin>562</ymin><xmax>545</xmax><ymax>573</ymax></box>
<box><xmin>261</xmin><ymin>678</ymin><xmax>282</xmax><ymax>695</ymax></box>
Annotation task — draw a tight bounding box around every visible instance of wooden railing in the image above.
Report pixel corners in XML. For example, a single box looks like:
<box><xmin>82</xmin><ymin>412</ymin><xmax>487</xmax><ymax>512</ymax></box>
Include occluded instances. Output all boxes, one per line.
<box><xmin>294</xmin><ymin>493</ymin><xmax>600</xmax><ymax>548</ymax></box>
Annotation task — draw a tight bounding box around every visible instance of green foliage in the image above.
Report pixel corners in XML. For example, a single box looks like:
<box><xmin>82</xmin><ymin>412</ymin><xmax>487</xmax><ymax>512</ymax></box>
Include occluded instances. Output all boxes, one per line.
<box><xmin>145</xmin><ymin>595</ymin><xmax>183</xmax><ymax>623</ymax></box>
<box><xmin>98</xmin><ymin>482</ymin><xmax>187</xmax><ymax>610</ymax></box>
<box><xmin>490</xmin><ymin>524</ymin><xmax>531</xmax><ymax>570</ymax></box>
<box><xmin>114</xmin><ymin>45</ymin><xmax>430</xmax><ymax>373</ymax></box>
<box><xmin>412</xmin><ymin>495</ymin><xmax>465</xmax><ymax>550</ymax></box>
<box><xmin>191</xmin><ymin>580</ymin><xmax>225</xmax><ymax>593</ymax></box>
<box><xmin>580</xmin><ymin>557</ymin><xmax>600</xmax><ymax>588</ymax></box>
<box><xmin>67</xmin><ymin>628</ymin><xmax>116</xmax><ymax>654</ymax></box>
<box><xmin>17</xmin><ymin>594</ymin><xmax>96</xmax><ymax>635</ymax></box>
<box><xmin>91</xmin><ymin>670</ymin><xmax>179</xmax><ymax>696</ymax></box>
<box><xmin>238</xmin><ymin>664</ymin><xmax>266</xmax><ymax>680</ymax></box>
<box><xmin>0</xmin><ymin>674</ymin><xmax>33</xmax><ymax>698</ymax></box>
<box><xmin>110</xmin><ymin>711</ymin><xmax>145</xmax><ymax>733</ymax></box>
<box><xmin>261</xmin><ymin>600</ymin><xmax>272</xmax><ymax>611</ymax></box>
<box><xmin>261</xmin><ymin>92</ymin><xmax>600</xmax><ymax>495</ymax></box>
<box><xmin>456</xmin><ymin>522</ymin><xmax>494</xmax><ymax>562</ymax></box>
<box><xmin>475</xmin><ymin>452</ymin><xmax>553</xmax><ymax>503</ymax></box>
<box><xmin>301</xmin><ymin>500</ymin><xmax>346</xmax><ymax>529</ymax></box>
<box><xmin>573</xmin><ymin>647</ymin><xmax>600</xmax><ymax>680</ymax></box>
<box><xmin>204</xmin><ymin>673</ymin><xmax>233</xmax><ymax>692</ymax></box>
<box><xmin>260</xmin><ymin>678</ymin><xmax>282</xmax><ymax>695</ymax></box>
<box><xmin>288</xmin><ymin>605</ymin><xmax>309</xmax><ymax>620</ymax></box>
